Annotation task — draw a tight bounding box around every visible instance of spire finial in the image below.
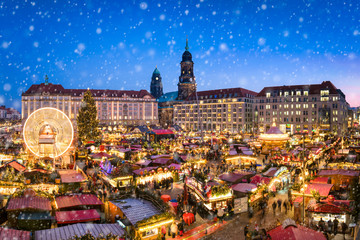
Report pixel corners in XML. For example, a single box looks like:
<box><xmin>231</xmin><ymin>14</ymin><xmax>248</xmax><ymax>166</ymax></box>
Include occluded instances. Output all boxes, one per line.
<box><xmin>44</xmin><ymin>75</ymin><xmax>49</xmax><ymax>85</ymax></box>
<box><xmin>185</xmin><ymin>36</ymin><xmax>189</xmax><ymax>51</ymax></box>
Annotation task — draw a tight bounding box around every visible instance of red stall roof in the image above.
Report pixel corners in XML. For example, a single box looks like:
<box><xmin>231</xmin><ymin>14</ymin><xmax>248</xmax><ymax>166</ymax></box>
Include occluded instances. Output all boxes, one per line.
<box><xmin>58</xmin><ymin>170</ymin><xmax>86</xmax><ymax>183</ymax></box>
<box><xmin>318</xmin><ymin>169</ymin><xmax>360</xmax><ymax>177</ymax></box>
<box><xmin>250</xmin><ymin>174</ymin><xmax>271</xmax><ymax>185</ymax></box>
<box><xmin>7</xmin><ymin>195</ymin><xmax>51</xmax><ymax>211</ymax></box>
<box><xmin>231</xmin><ymin>183</ymin><xmax>257</xmax><ymax>193</ymax></box>
<box><xmin>268</xmin><ymin>224</ymin><xmax>326</xmax><ymax>240</ymax></box>
<box><xmin>0</xmin><ymin>227</ymin><xmax>31</xmax><ymax>240</ymax></box>
<box><xmin>56</xmin><ymin>194</ymin><xmax>103</xmax><ymax>209</ymax></box>
<box><xmin>307</xmin><ymin>202</ymin><xmax>351</xmax><ymax>214</ymax></box>
<box><xmin>310</xmin><ymin>177</ymin><xmax>329</xmax><ymax>184</ymax></box>
<box><xmin>152</xmin><ymin>158</ymin><xmax>171</xmax><ymax>165</ymax></box>
<box><xmin>219</xmin><ymin>173</ymin><xmax>245</xmax><ymax>183</ymax></box>
<box><xmin>133</xmin><ymin>167</ymin><xmax>157</xmax><ymax>175</ymax></box>
<box><xmin>304</xmin><ymin>183</ymin><xmax>333</xmax><ymax>197</ymax></box>
<box><xmin>151</xmin><ymin>129</ymin><xmax>174</xmax><ymax>135</ymax></box>
<box><xmin>56</xmin><ymin>209</ymin><xmax>100</xmax><ymax>224</ymax></box>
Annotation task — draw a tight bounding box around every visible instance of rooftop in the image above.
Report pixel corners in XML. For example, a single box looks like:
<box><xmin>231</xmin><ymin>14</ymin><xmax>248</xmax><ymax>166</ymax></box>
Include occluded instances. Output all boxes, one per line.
<box><xmin>110</xmin><ymin>198</ymin><xmax>161</xmax><ymax>225</ymax></box>
<box><xmin>23</xmin><ymin>83</ymin><xmax>154</xmax><ymax>99</ymax></box>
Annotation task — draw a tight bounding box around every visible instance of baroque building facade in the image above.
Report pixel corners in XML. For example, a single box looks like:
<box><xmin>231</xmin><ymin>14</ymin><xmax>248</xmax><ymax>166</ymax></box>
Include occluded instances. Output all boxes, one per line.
<box><xmin>254</xmin><ymin>81</ymin><xmax>349</xmax><ymax>135</ymax></box>
<box><xmin>22</xmin><ymin>80</ymin><xmax>158</xmax><ymax>126</ymax></box>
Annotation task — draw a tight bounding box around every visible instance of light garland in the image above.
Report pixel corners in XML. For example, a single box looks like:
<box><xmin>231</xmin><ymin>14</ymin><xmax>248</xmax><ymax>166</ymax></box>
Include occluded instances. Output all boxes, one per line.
<box><xmin>138</xmin><ymin>218</ymin><xmax>174</xmax><ymax>232</ymax></box>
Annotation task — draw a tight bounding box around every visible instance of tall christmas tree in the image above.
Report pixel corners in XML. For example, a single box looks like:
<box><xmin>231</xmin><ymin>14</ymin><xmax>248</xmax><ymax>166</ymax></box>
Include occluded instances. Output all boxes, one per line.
<box><xmin>77</xmin><ymin>90</ymin><xmax>101</xmax><ymax>144</ymax></box>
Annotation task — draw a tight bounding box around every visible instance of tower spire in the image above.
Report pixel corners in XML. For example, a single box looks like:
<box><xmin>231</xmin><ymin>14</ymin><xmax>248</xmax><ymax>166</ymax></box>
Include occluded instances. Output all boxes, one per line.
<box><xmin>185</xmin><ymin>37</ymin><xmax>189</xmax><ymax>51</ymax></box>
<box><xmin>44</xmin><ymin>75</ymin><xmax>49</xmax><ymax>85</ymax></box>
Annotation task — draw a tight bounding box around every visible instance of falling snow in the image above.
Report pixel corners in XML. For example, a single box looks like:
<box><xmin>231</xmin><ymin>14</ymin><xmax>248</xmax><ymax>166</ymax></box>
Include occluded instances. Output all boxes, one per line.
<box><xmin>0</xmin><ymin>0</ymin><xmax>359</xmax><ymax>110</ymax></box>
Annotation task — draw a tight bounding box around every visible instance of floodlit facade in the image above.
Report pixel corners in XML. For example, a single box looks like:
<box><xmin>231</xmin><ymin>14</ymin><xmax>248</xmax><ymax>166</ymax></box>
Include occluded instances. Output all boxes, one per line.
<box><xmin>22</xmin><ymin>81</ymin><xmax>158</xmax><ymax>126</ymax></box>
<box><xmin>174</xmin><ymin>88</ymin><xmax>257</xmax><ymax>133</ymax></box>
<box><xmin>254</xmin><ymin>81</ymin><xmax>349</xmax><ymax>135</ymax></box>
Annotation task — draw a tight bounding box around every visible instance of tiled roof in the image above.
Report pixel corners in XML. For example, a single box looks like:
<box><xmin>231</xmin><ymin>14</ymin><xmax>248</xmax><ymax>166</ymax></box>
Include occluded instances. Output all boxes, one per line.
<box><xmin>110</xmin><ymin>198</ymin><xmax>161</xmax><ymax>225</ymax></box>
<box><xmin>257</xmin><ymin>81</ymin><xmax>338</xmax><ymax>97</ymax></box>
<box><xmin>0</xmin><ymin>160</ymin><xmax>26</xmax><ymax>172</ymax></box>
<box><xmin>56</xmin><ymin>209</ymin><xmax>100</xmax><ymax>224</ymax></box>
<box><xmin>35</xmin><ymin>223</ymin><xmax>124</xmax><ymax>240</ymax></box>
<box><xmin>55</xmin><ymin>194</ymin><xmax>103</xmax><ymax>209</ymax></box>
<box><xmin>317</xmin><ymin>169</ymin><xmax>360</xmax><ymax>177</ymax></box>
<box><xmin>304</xmin><ymin>183</ymin><xmax>333</xmax><ymax>197</ymax></box>
<box><xmin>231</xmin><ymin>183</ymin><xmax>257</xmax><ymax>193</ymax></box>
<box><xmin>219</xmin><ymin>173</ymin><xmax>246</xmax><ymax>183</ymax></box>
<box><xmin>7</xmin><ymin>195</ymin><xmax>51</xmax><ymax>211</ymax></box>
<box><xmin>23</xmin><ymin>83</ymin><xmax>154</xmax><ymax>99</ymax></box>
<box><xmin>186</xmin><ymin>87</ymin><xmax>258</xmax><ymax>101</ymax></box>
<box><xmin>0</xmin><ymin>227</ymin><xmax>31</xmax><ymax>240</ymax></box>
<box><xmin>158</xmin><ymin>91</ymin><xmax>179</xmax><ymax>103</ymax></box>
<box><xmin>58</xmin><ymin>170</ymin><xmax>86</xmax><ymax>183</ymax></box>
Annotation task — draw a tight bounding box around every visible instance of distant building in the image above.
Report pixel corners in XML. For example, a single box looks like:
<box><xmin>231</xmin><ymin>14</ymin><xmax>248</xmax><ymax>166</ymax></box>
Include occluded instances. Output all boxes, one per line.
<box><xmin>156</xmin><ymin>39</ymin><xmax>257</xmax><ymax>132</ymax></box>
<box><xmin>150</xmin><ymin>67</ymin><xmax>163</xmax><ymax>99</ymax></box>
<box><xmin>174</xmin><ymin>88</ymin><xmax>257</xmax><ymax>133</ymax></box>
<box><xmin>0</xmin><ymin>106</ymin><xmax>20</xmax><ymax>120</ymax></box>
<box><xmin>254</xmin><ymin>81</ymin><xmax>349</xmax><ymax>135</ymax></box>
<box><xmin>157</xmin><ymin>38</ymin><xmax>197</xmax><ymax>127</ymax></box>
<box><xmin>22</xmin><ymin>79</ymin><xmax>158</xmax><ymax>126</ymax></box>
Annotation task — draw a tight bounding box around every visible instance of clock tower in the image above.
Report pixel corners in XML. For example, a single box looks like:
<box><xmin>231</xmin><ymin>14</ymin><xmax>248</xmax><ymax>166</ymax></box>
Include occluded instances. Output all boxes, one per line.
<box><xmin>178</xmin><ymin>38</ymin><xmax>197</xmax><ymax>100</ymax></box>
<box><xmin>150</xmin><ymin>66</ymin><xmax>163</xmax><ymax>99</ymax></box>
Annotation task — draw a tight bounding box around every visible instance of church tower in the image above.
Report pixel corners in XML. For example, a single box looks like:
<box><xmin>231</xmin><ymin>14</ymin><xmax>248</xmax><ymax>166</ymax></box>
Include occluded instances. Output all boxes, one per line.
<box><xmin>150</xmin><ymin>66</ymin><xmax>163</xmax><ymax>99</ymax></box>
<box><xmin>177</xmin><ymin>38</ymin><xmax>197</xmax><ymax>100</ymax></box>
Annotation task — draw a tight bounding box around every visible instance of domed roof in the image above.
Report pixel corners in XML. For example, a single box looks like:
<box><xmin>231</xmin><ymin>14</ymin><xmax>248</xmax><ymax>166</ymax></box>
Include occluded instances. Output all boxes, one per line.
<box><xmin>182</xmin><ymin>38</ymin><xmax>193</xmax><ymax>62</ymax></box>
<box><xmin>182</xmin><ymin>50</ymin><xmax>192</xmax><ymax>62</ymax></box>
<box><xmin>152</xmin><ymin>67</ymin><xmax>160</xmax><ymax>75</ymax></box>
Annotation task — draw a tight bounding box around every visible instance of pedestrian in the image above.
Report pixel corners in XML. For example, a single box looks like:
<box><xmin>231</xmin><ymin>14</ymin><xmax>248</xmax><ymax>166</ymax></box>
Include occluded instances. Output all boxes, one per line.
<box><xmin>277</xmin><ymin>199</ymin><xmax>282</xmax><ymax>212</ymax></box>
<box><xmin>333</xmin><ymin>217</ymin><xmax>339</xmax><ymax>235</ymax></box>
<box><xmin>327</xmin><ymin>219</ymin><xmax>333</xmax><ymax>234</ymax></box>
<box><xmin>283</xmin><ymin>200</ymin><xmax>288</xmax><ymax>214</ymax></box>
<box><xmin>319</xmin><ymin>218</ymin><xmax>325</xmax><ymax>232</ymax></box>
<box><xmin>272</xmin><ymin>201</ymin><xmax>277</xmax><ymax>215</ymax></box>
<box><xmin>171</xmin><ymin>222</ymin><xmax>178</xmax><ymax>238</ymax></box>
<box><xmin>217</xmin><ymin>207</ymin><xmax>224</xmax><ymax>223</ymax></box>
<box><xmin>161</xmin><ymin>225</ymin><xmax>167</xmax><ymax>240</ymax></box>
<box><xmin>244</xmin><ymin>225</ymin><xmax>249</xmax><ymax>239</ymax></box>
<box><xmin>178</xmin><ymin>220</ymin><xmax>184</xmax><ymax>236</ymax></box>
<box><xmin>341</xmin><ymin>222</ymin><xmax>348</xmax><ymax>238</ymax></box>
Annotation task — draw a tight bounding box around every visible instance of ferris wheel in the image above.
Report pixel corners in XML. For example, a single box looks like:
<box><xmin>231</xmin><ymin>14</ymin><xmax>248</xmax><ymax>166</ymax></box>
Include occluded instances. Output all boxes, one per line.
<box><xmin>23</xmin><ymin>107</ymin><xmax>74</xmax><ymax>158</ymax></box>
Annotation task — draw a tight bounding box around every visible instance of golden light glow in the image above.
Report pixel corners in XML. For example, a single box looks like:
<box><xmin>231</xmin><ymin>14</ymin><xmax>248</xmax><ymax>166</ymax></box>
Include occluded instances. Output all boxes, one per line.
<box><xmin>23</xmin><ymin>107</ymin><xmax>74</xmax><ymax>158</ymax></box>
<box><xmin>138</xmin><ymin>219</ymin><xmax>174</xmax><ymax>232</ymax></box>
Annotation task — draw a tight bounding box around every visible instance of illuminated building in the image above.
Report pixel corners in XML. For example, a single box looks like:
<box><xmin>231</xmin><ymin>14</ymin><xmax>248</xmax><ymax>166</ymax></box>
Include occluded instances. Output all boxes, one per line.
<box><xmin>21</xmin><ymin>78</ymin><xmax>158</xmax><ymax>126</ymax></box>
<box><xmin>254</xmin><ymin>81</ymin><xmax>349</xmax><ymax>135</ymax></box>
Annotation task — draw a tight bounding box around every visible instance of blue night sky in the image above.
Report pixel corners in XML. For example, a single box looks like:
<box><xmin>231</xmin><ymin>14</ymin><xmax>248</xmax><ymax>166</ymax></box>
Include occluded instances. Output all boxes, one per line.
<box><xmin>1</xmin><ymin>0</ymin><xmax>360</xmax><ymax>110</ymax></box>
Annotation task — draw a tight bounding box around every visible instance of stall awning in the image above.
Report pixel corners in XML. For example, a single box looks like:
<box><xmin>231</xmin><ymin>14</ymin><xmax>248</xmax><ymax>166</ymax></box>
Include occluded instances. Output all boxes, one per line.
<box><xmin>268</xmin><ymin>224</ymin><xmax>326</xmax><ymax>240</ymax></box>
<box><xmin>58</xmin><ymin>170</ymin><xmax>86</xmax><ymax>183</ymax></box>
<box><xmin>35</xmin><ymin>223</ymin><xmax>124</xmax><ymax>240</ymax></box>
<box><xmin>7</xmin><ymin>195</ymin><xmax>51</xmax><ymax>211</ymax></box>
<box><xmin>56</xmin><ymin>209</ymin><xmax>100</xmax><ymax>224</ymax></box>
<box><xmin>219</xmin><ymin>173</ymin><xmax>246</xmax><ymax>183</ymax></box>
<box><xmin>231</xmin><ymin>183</ymin><xmax>257</xmax><ymax>193</ymax></box>
<box><xmin>56</xmin><ymin>194</ymin><xmax>103</xmax><ymax>209</ymax></box>
<box><xmin>0</xmin><ymin>227</ymin><xmax>31</xmax><ymax>240</ymax></box>
<box><xmin>304</xmin><ymin>183</ymin><xmax>333</xmax><ymax>197</ymax></box>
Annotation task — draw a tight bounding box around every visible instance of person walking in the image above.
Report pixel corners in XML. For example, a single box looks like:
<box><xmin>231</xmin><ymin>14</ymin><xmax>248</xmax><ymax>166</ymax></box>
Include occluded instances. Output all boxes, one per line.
<box><xmin>319</xmin><ymin>218</ymin><xmax>325</xmax><ymax>232</ymax></box>
<box><xmin>277</xmin><ymin>199</ymin><xmax>282</xmax><ymax>212</ymax></box>
<box><xmin>341</xmin><ymin>222</ymin><xmax>348</xmax><ymax>239</ymax></box>
<box><xmin>244</xmin><ymin>225</ymin><xmax>249</xmax><ymax>239</ymax></box>
<box><xmin>217</xmin><ymin>207</ymin><xmax>224</xmax><ymax>223</ymax></box>
<box><xmin>333</xmin><ymin>217</ymin><xmax>339</xmax><ymax>235</ymax></box>
<box><xmin>283</xmin><ymin>200</ymin><xmax>288</xmax><ymax>214</ymax></box>
<box><xmin>327</xmin><ymin>219</ymin><xmax>333</xmax><ymax>234</ymax></box>
<box><xmin>171</xmin><ymin>222</ymin><xmax>178</xmax><ymax>238</ymax></box>
<box><xmin>178</xmin><ymin>220</ymin><xmax>184</xmax><ymax>236</ymax></box>
<box><xmin>272</xmin><ymin>201</ymin><xmax>277</xmax><ymax>215</ymax></box>
<box><xmin>161</xmin><ymin>225</ymin><xmax>167</xmax><ymax>240</ymax></box>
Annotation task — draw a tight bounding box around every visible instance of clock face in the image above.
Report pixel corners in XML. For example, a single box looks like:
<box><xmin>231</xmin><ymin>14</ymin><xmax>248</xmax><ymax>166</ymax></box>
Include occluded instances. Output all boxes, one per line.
<box><xmin>156</xmin><ymin>77</ymin><xmax>158</xmax><ymax>80</ymax></box>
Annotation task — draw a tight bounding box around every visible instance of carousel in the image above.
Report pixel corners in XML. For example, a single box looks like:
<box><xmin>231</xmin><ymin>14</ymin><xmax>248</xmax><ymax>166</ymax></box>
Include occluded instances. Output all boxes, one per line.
<box><xmin>258</xmin><ymin>123</ymin><xmax>290</xmax><ymax>154</ymax></box>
